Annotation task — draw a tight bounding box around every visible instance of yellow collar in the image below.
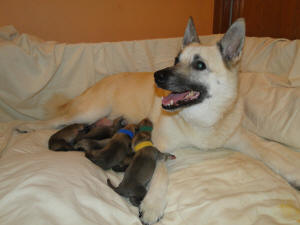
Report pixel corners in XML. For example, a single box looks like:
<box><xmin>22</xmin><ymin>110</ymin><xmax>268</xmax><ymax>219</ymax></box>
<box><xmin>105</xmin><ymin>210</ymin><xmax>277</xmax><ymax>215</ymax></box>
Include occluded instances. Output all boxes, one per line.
<box><xmin>134</xmin><ymin>141</ymin><xmax>153</xmax><ymax>152</ymax></box>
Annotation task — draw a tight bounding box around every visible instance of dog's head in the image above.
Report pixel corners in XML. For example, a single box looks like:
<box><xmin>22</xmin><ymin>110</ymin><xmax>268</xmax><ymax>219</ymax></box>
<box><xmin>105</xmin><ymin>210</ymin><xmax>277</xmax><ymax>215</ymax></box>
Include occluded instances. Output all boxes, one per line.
<box><xmin>154</xmin><ymin>17</ymin><xmax>245</xmax><ymax>126</ymax></box>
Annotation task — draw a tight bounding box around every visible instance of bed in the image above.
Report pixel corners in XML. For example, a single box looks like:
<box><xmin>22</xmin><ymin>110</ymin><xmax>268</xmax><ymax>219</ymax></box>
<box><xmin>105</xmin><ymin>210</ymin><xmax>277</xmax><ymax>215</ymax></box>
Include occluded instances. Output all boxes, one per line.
<box><xmin>0</xmin><ymin>25</ymin><xmax>300</xmax><ymax>225</ymax></box>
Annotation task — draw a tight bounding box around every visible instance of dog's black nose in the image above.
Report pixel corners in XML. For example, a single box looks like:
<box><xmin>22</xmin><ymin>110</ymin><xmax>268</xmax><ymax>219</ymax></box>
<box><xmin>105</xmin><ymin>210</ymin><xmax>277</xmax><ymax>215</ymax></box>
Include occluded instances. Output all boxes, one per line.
<box><xmin>154</xmin><ymin>70</ymin><xmax>165</xmax><ymax>83</ymax></box>
<box><xmin>154</xmin><ymin>67</ymin><xmax>172</xmax><ymax>86</ymax></box>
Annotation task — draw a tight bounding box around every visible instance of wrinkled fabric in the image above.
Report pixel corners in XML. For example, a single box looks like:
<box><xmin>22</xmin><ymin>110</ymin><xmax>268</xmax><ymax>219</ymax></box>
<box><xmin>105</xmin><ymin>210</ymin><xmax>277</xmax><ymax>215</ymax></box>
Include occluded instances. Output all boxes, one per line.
<box><xmin>0</xmin><ymin>26</ymin><xmax>300</xmax><ymax>225</ymax></box>
<box><xmin>1</xmin><ymin>26</ymin><xmax>300</xmax><ymax>148</ymax></box>
<box><xmin>0</xmin><ymin>130</ymin><xmax>299</xmax><ymax>225</ymax></box>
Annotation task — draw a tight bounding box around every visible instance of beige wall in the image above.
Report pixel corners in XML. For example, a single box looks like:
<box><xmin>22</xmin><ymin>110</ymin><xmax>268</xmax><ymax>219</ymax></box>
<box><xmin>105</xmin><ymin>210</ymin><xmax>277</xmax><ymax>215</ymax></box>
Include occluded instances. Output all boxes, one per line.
<box><xmin>0</xmin><ymin>0</ymin><xmax>214</xmax><ymax>43</ymax></box>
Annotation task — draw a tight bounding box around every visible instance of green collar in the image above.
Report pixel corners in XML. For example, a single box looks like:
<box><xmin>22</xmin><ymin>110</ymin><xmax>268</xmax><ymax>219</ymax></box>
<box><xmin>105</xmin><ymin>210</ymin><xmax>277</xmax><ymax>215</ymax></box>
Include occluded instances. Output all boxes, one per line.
<box><xmin>139</xmin><ymin>126</ymin><xmax>153</xmax><ymax>132</ymax></box>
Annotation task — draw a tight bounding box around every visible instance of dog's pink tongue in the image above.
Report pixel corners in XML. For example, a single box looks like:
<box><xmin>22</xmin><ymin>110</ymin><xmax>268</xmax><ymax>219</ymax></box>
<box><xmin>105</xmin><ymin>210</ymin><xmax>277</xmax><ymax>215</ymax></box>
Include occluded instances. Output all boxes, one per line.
<box><xmin>162</xmin><ymin>92</ymin><xmax>189</xmax><ymax>106</ymax></box>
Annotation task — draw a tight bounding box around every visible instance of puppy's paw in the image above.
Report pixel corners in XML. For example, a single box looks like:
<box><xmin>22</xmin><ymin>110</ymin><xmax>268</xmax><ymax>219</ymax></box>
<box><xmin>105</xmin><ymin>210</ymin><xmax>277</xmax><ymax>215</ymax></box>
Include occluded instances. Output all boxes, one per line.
<box><xmin>139</xmin><ymin>196</ymin><xmax>166</xmax><ymax>225</ymax></box>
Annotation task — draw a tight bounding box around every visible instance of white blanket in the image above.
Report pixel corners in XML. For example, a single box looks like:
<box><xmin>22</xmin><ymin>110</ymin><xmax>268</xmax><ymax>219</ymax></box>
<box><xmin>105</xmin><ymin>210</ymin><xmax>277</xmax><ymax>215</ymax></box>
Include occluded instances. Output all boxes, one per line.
<box><xmin>0</xmin><ymin>26</ymin><xmax>300</xmax><ymax>225</ymax></box>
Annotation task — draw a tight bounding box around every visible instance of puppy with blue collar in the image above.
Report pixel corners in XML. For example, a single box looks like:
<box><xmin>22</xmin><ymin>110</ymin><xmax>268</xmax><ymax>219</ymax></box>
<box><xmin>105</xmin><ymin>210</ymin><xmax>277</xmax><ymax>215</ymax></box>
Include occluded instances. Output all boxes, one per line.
<box><xmin>107</xmin><ymin>118</ymin><xmax>175</xmax><ymax>207</ymax></box>
<box><xmin>85</xmin><ymin>123</ymin><xmax>137</xmax><ymax>170</ymax></box>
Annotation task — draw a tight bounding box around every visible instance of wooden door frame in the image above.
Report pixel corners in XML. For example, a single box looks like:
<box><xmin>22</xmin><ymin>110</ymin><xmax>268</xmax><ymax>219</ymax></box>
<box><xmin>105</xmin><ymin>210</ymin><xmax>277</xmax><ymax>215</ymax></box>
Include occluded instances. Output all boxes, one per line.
<box><xmin>213</xmin><ymin>0</ymin><xmax>245</xmax><ymax>34</ymax></box>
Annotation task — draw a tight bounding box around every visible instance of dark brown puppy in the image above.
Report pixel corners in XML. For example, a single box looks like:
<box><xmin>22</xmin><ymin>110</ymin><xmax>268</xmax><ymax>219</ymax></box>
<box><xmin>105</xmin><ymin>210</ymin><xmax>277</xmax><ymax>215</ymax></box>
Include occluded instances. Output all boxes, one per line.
<box><xmin>73</xmin><ymin>138</ymin><xmax>111</xmax><ymax>151</ymax></box>
<box><xmin>107</xmin><ymin>118</ymin><xmax>176</xmax><ymax>207</ymax></box>
<box><xmin>74</xmin><ymin>116</ymin><xmax>127</xmax><ymax>143</ymax></box>
<box><xmin>48</xmin><ymin>124</ymin><xmax>88</xmax><ymax>151</ymax></box>
<box><xmin>74</xmin><ymin>138</ymin><xmax>133</xmax><ymax>172</ymax></box>
<box><xmin>48</xmin><ymin>117</ymin><xmax>127</xmax><ymax>152</ymax></box>
<box><xmin>85</xmin><ymin>124</ymin><xmax>137</xmax><ymax>170</ymax></box>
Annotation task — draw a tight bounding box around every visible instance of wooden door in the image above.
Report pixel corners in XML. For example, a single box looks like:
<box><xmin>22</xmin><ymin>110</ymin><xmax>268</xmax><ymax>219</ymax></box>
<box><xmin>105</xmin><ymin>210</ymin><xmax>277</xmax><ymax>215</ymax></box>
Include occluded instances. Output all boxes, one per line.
<box><xmin>213</xmin><ymin>0</ymin><xmax>300</xmax><ymax>40</ymax></box>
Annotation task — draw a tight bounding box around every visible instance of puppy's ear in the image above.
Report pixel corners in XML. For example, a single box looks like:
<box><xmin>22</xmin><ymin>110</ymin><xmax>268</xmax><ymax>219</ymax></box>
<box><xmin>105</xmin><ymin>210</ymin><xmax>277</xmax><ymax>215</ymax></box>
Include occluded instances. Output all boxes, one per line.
<box><xmin>218</xmin><ymin>18</ymin><xmax>245</xmax><ymax>65</ymax></box>
<box><xmin>182</xmin><ymin>16</ymin><xmax>200</xmax><ymax>48</ymax></box>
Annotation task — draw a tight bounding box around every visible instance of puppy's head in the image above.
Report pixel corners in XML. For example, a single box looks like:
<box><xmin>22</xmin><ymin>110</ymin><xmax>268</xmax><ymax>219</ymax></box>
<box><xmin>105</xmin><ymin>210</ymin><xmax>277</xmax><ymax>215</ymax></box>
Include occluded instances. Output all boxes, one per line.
<box><xmin>55</xmin><ymin>123</ymin><xmax>88</xmax><ymax>141</ymax></box>
<box><xmin>123</xmin><ymin>123</ymin><xmax>138</xmax><ymax>136</ymax></box>
<box><xmin>132</xmin><ymin>132</ymin><xmax>152</xmax><ymax>149</ymax></box>
<box><xmin>137</xmin><ymin>118</ymin><xmax>153</xmax><ymax>130</ymax></box>
<box><xmin>131</xmin><ymin>119</ymin><xmax>153</xmax><ymax>148</ymax></box>
<box><xmin>113</xmin><ymin>116</ymin><xmax>128</xmax><ymax>130</ymax></box>
<box><xmin>154</xmin><ymin>17</ymin><xmax>245</xmax><ymax>126</ymax></box>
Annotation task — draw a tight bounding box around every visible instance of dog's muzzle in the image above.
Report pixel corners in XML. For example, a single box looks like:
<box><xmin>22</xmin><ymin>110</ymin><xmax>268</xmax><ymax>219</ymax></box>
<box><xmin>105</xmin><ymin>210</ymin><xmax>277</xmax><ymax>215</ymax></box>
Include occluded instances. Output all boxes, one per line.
<box><xmin>154</xmin><ymin>67</ymin><xmax>172</xmax><ymax>88</ymax></box>
<box><xmin>154</xmin><ymin>67</ymin><xmax>208</xmax><ymax>111</ymax></box>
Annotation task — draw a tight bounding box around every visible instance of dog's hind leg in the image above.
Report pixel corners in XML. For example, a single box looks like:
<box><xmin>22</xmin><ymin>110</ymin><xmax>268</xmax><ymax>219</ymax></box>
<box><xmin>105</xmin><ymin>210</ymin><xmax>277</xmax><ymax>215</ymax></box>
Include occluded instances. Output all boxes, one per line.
<box><xmin>15</xmin><ymin>93</ymin><xmax>112</xmax><ymax>133</ymax></box>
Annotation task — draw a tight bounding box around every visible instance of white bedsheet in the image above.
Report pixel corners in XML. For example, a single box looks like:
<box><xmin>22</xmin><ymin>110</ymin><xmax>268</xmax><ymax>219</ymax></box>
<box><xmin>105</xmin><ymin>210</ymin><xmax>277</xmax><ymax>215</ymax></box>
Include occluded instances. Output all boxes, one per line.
<box><xmin>1</xmin><ymin>26</ymin><xmax>300</xmax><ymax>225</ymax></box>
<box><xmin>0</xmin><ymin>127</ymin><xmax>300</xmax><ymax>225</ymax></box>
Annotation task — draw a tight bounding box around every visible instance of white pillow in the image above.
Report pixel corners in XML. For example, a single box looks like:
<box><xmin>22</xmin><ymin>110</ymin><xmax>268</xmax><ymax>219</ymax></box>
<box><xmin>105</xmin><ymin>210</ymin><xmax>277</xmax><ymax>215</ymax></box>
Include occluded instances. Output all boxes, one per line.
<box><xmin>240</xmin><ymin>72</ymin><xmax>300</xmax><ymax>149</ymax></box>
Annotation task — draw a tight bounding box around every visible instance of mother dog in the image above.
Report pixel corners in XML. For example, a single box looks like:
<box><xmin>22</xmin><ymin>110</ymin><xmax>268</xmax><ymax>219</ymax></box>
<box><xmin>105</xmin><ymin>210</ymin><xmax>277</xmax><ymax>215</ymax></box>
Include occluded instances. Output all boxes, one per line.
<box><xmin>17</xmin><ymin>18</ymin><xmax>300</xmax><ymax>224</ymax></box>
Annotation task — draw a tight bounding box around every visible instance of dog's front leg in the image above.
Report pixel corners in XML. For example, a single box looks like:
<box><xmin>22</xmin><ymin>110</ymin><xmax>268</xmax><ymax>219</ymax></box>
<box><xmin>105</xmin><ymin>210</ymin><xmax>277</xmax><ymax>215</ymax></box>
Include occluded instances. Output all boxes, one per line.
<box><xmin>139</xmin><ymin>161</ymin><xmax>168</xmax><ymax>225</ymax></box>
<box><xmin>225</xmin><ymin>126</ymin><xmax>300</xmax><ymax>189</ymax></box>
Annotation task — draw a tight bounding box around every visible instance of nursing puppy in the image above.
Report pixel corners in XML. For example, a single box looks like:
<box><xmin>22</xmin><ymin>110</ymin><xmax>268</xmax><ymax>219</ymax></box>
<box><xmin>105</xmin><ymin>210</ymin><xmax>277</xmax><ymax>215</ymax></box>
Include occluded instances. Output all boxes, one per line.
<box><xmin>74</xmin><ymin>116</ymin><xmax>127</xmax><ymax>142</ymax></box>
<box><xmin>49</xmin><ymin>117</ymin><xmax>126</xmax><ymax>151</ymax></box>
<box><xmin>85</xmin><ymin>124</ymin><xmax>137</xmax><ymax>170</ymax></box>
<box><xmin>16</xmin><ymin>18</ymin><xmax>300</xmax><ymax>225</ymax></box>
<box><xmin>73</xmin><ymin>138</ymin><xmax>111</xmax><ymax>151</ymax></box>
<box><xmin>75</xmin><ymin>138</ymin><xmax>132</xmax><ymax>172</ymax></box>
<box><xmin>48</xmin><ymin>124</ymin><xmax>88</xmax><ymax>151</ymax></box>
<box><xmin>107</xmin><ymin>118</ymin><xmax>175</xmax><ymax>207</ymax></box>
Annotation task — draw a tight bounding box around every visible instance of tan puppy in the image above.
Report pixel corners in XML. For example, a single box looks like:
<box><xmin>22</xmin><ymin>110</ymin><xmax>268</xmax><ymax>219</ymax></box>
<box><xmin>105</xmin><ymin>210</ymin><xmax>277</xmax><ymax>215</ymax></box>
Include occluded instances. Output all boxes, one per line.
<box><xmin>16</xmin><ymin>18</ymin><xmax>300</xmax><ymax>225</ymax></box>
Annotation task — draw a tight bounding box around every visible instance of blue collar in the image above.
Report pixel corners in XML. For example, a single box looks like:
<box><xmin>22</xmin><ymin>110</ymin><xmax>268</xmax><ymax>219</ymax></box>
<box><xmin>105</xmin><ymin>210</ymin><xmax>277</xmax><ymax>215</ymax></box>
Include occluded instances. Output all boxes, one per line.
<box><xmin>117</xmin><ymin>129</ymin><xmax>134</xmax><ymax>139</ymax></box>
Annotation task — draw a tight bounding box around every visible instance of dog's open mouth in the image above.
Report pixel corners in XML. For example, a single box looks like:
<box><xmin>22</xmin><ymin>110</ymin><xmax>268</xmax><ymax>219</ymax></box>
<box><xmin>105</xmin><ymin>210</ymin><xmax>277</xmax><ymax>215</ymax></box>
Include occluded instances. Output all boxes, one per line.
<box><xmin>162</xmin><ymin>90</ymin><xmax>201</xmax><ymax>110</ymax></box>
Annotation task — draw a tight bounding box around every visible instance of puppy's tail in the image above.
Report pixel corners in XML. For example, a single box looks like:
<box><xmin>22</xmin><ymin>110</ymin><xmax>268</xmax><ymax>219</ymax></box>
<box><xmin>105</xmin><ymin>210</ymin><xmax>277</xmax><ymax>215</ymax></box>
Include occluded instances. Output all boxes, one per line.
<box><xmin>43</xmin><ymin>93</ymin><xmax>72</xmax><ymax>119</ymax></box>
<box><xmin>107</xmin><ymin>179</ymin><xmax>123</xmax><ymax>195</ymax></box>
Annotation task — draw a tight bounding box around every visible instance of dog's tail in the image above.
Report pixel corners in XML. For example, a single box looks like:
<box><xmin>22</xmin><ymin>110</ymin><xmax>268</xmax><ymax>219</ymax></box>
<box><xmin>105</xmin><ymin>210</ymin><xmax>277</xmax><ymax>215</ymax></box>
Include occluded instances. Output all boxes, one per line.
<box><xmin>43</xmin><ymin>93</ymin><xmax>72</xmax><ymax>119</ymax></box>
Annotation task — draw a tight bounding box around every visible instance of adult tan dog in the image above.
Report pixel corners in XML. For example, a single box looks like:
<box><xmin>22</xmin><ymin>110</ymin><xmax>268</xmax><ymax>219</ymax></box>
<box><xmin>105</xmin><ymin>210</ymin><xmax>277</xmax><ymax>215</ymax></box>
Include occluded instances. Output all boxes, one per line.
<box><xmin>16</xmin><ymin>18</ymin><xmax>300</xmax><ymax>225</ymax></box>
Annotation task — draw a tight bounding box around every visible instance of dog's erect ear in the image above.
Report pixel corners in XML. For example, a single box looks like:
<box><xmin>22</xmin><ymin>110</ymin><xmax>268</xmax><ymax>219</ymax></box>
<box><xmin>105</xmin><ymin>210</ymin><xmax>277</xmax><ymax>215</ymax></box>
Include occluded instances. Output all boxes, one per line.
<box><xmin>218</xmin><ymin>18</ymin><xmax>245</xmax><ymax>65</ymax></box>
<box><xmin>182</xmin><ymin>17</ymin><xmax>200</xmax><ymax>48</ymax></box>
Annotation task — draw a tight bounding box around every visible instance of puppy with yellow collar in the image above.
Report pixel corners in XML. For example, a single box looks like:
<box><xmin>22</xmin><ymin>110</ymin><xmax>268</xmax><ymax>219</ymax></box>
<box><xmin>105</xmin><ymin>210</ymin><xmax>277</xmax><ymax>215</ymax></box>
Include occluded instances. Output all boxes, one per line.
<box><xmin>107</xmin><ymin>118</ymin><xmax>175</xmax><ymax>207</ymax></box>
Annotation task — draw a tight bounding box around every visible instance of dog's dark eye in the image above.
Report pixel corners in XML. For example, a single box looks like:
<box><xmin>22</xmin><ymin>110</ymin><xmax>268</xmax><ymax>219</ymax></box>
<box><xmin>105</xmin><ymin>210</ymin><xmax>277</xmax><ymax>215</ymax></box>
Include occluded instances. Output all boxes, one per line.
<box><xmin>193</xmin><ymin>61</ymin><xmax>206</xmax><ymax>71</ymax></box>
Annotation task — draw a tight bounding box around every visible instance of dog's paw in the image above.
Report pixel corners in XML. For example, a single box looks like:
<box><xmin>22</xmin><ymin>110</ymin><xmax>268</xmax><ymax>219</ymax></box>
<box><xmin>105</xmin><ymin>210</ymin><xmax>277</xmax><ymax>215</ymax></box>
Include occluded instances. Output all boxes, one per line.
<box><xmin>138</xmin><ymin>196</ymin><xmax>166</xmax><ymax>225</ymax></box>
